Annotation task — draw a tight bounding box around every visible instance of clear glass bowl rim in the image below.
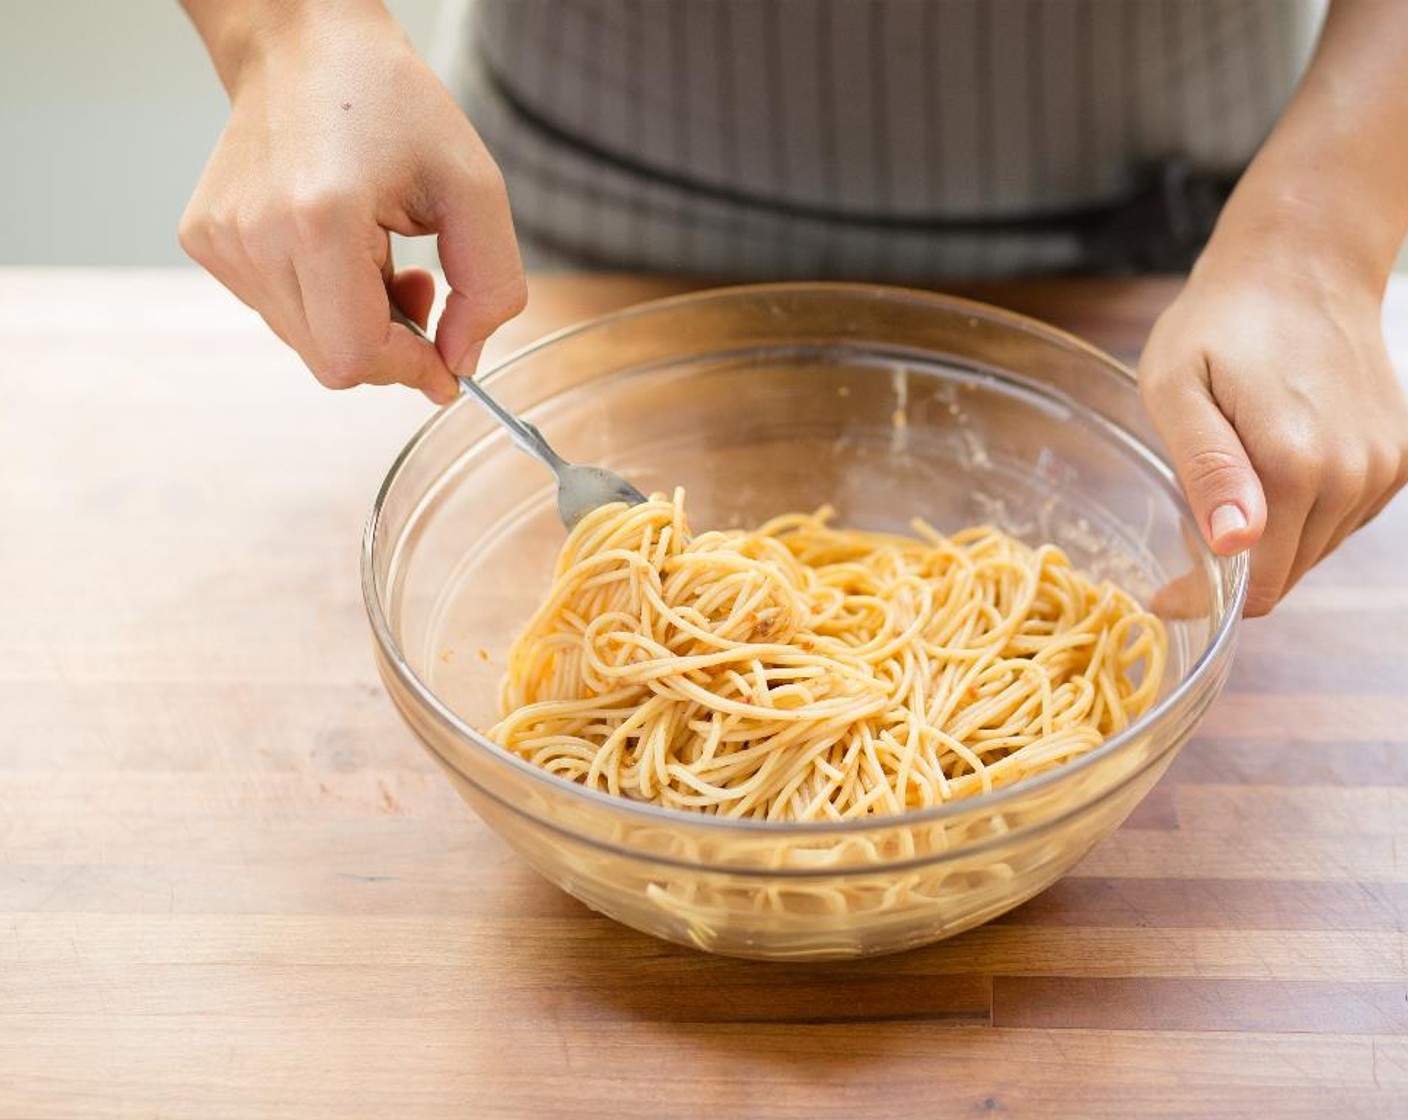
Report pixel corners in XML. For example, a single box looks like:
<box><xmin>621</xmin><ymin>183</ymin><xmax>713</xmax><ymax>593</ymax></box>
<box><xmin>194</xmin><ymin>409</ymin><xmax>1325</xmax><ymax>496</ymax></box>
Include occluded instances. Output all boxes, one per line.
<box><xmin>361</xmin><ymin>281</ymin><xmax>1248</xmax><ymax>839</ymax></box>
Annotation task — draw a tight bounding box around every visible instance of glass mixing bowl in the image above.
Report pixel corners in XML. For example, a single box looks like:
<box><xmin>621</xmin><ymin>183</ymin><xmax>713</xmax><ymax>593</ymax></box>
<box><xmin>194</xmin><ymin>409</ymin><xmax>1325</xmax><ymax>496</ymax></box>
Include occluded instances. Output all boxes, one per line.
<box><xmin>363</xmin><ymin>283</ymin><xmax>1245</xmax><ymax>961</ymax></box>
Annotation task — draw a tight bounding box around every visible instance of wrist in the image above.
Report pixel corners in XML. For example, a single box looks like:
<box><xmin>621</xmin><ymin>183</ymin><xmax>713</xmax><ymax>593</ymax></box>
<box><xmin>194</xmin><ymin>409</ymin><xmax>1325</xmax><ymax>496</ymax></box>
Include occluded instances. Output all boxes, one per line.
<box><xmin>182</xmin><ymin>0</ymin><xmax>397</xmax><ymax>97</ymax></box>
<box><xmin>1199</xmin><ymin>178</ymin><xmax>1397</xmax><ymax>304</ymax></box>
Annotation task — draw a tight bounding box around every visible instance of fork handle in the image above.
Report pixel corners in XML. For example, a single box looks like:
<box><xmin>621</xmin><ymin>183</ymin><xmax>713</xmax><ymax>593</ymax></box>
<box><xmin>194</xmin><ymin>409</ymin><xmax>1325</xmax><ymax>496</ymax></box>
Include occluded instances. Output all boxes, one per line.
<box><xmin>389</xmin><ymin>302</ymin><xmax>566</xmax><ymax>472</ymax></box>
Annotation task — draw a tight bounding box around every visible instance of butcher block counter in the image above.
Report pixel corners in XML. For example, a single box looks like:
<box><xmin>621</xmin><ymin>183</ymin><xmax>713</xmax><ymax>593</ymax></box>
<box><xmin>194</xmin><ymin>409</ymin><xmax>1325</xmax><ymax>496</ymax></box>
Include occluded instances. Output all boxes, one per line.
<box><xmin>2</xmin><ymin>269</ymin><xmax>1407</xmax><ymax>1119</ymax></box>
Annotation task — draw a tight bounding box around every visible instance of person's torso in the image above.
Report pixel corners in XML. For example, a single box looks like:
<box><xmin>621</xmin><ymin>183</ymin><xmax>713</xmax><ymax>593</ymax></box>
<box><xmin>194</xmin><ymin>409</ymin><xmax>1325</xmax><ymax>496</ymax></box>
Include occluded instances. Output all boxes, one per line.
<box><xmin>444</xmin><ymin>0</ymin><xmax>1325</xmax><ymax>276</ymax></box>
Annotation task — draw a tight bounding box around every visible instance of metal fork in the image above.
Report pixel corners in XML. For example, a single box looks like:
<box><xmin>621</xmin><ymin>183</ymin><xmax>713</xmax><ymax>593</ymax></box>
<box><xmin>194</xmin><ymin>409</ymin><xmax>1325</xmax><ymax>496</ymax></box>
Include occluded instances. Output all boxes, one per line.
<box><xmin>391</xmin><ymin>304</ymin><xmax>647</xmax><ymax>529</ymax></box>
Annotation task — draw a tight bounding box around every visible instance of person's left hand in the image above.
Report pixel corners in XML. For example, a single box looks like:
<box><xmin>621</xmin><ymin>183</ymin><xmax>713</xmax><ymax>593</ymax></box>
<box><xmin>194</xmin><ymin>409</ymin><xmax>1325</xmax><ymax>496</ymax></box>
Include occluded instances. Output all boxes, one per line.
<box><xmin>1139</xmin><ymin>258</ymin><xmax>1408</xmax><ymax>617</ymax></box>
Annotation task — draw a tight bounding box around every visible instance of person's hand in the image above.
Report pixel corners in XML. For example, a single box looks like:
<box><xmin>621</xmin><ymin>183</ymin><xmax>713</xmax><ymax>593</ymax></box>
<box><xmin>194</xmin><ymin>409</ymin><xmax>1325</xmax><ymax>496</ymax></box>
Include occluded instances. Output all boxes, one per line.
<box><xmin>179</xmin><ymin>4</ymin><xmax>524</xmax><ymax>403</ymax></box>
<box><xmin>1139</xmin><ymin>255</ymin><xmax>1408</xmax><ymax>617</ymax></box>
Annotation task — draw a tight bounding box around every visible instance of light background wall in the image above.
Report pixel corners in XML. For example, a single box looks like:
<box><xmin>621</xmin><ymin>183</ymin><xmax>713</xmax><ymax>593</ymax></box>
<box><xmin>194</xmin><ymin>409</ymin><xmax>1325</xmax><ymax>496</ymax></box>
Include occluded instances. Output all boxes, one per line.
<box><xmin>0</xmin><ymin>0</ymin><xmax>443</xmax><ymax>267</ymax></box>
<box><xmin>2</xmin><ymin>1</ymin><xmax>1404</xmax><ymax>272</ymax></box>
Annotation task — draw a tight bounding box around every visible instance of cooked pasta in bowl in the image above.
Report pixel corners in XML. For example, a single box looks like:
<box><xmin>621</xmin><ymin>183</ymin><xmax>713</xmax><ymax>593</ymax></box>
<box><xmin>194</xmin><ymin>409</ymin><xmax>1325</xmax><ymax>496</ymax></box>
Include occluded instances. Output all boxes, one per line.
<box><xmin>363</xmin><ymin>283</ymin><xmax>1245</xmax><ymax>960</ymax></box>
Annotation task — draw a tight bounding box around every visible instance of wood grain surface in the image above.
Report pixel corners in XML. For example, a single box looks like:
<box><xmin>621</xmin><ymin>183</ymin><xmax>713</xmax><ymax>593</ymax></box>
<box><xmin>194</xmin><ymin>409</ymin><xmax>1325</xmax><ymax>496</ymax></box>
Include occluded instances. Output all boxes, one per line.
<box><xmin>1</xmin><ymin>269</ymin><xmax>1406</xmax><ymax>1119</ymax></box>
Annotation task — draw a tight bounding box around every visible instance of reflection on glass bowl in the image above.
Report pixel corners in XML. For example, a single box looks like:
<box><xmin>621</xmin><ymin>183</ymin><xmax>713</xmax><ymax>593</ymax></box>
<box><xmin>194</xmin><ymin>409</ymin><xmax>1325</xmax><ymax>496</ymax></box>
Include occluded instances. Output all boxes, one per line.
<box><xmin>362</xmin><ymin>283</ymin><xmax>1245</xmax><ymax>961</ymax></box>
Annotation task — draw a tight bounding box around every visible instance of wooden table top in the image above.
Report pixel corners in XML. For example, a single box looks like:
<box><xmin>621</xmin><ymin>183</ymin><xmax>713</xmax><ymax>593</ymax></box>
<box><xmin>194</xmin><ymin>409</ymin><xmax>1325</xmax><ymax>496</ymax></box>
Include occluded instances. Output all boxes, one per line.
<box><xmin>3</xmin><ymin>269</ymin><xmax>1407</xmax><ymax>1119</ymax></box>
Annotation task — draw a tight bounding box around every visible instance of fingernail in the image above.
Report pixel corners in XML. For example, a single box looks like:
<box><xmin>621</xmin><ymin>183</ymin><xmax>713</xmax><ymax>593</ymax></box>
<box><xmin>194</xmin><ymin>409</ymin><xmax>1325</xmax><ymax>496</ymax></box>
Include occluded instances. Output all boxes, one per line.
<box><xmin>1210</xmin><ymin>503</ymin><xmax>1247</xmax><ymax>544</ymax></box>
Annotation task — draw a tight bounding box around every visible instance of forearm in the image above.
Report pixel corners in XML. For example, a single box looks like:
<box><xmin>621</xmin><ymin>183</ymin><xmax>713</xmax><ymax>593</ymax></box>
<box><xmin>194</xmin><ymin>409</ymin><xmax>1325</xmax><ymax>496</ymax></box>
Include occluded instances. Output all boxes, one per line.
<box><xmin>179</xmin><ymin>0</ymin><xmax>397</xmax><ymax>95</ymax></box>
<box><xmin>1207</xmin><ymin>0</ymin><xmax>1408</xmax><ymax>292</ymax></box>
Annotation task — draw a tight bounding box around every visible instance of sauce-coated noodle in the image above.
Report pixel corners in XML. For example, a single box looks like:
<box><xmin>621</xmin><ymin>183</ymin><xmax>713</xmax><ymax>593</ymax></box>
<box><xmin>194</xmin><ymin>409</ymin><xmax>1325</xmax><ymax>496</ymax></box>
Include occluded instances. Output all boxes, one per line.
<box><xmin>490</xmin><ymin>491</ymin><xmax>1166</xmax><ymax>822</ymax></box>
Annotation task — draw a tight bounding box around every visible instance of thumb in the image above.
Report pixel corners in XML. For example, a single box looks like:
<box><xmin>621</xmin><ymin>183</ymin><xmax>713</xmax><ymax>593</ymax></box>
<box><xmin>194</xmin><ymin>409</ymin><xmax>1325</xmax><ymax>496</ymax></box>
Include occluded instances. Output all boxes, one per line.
<box><xmin>426</xmin><ymin>162</ymin><xmax>526</xmax><ymax>379</ymax></box>
<box><xmin>1141</xmin><ymin>363</ymin><xmax>1267</xmax><ymax>556</ymax></box>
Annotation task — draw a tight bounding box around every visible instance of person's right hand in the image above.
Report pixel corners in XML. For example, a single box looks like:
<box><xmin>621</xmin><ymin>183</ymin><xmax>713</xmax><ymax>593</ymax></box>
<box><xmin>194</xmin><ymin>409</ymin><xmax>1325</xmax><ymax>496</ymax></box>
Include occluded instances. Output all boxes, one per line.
<box><xmin>179</xmin><ymin>4</ymin><xmax>524</xmax><ymax>403</ymax></box>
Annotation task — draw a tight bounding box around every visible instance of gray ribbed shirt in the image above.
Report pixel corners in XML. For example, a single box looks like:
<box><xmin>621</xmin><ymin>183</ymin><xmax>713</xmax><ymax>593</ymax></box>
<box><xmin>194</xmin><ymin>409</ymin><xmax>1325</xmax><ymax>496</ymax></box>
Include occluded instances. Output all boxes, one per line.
<box><xmin>440</xmin><ymin>0</ymin><xmax>1325</xmax><ymax>276</ymax></box>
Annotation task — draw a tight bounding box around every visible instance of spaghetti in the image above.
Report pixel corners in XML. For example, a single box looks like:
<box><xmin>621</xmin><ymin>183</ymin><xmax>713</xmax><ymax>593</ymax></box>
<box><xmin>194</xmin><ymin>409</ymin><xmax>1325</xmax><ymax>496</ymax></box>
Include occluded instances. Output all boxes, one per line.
<box><xmin>490</xmin><ymin>490</ymin><xmax>1166</xmax><ymax>822</ymax></box>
